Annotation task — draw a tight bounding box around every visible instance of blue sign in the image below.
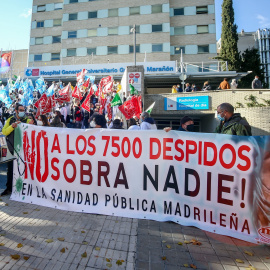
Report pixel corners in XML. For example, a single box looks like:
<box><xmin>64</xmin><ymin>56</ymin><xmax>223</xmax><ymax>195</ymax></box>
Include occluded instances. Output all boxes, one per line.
<box><xmin>165</xmin><ymin>96</ymin><xmax>209</xmax><ymax>110</ymax></box>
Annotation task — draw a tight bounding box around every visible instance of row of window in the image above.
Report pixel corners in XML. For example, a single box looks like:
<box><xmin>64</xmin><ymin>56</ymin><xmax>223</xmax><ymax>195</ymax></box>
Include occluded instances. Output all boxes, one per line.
<box><xmin>36</xmin><ymin>3</ymin><xmax>210</xmax><ymax>17</ymax></box>
<box><xmin>174</xmin><ymin>6</ymin><xmax>208</xmax><ymax>16</ymax></box>
<box><xmin>34</xmin><ymin>25</ymin><xmax>211</xmax><ymax>45</ymax></box>
<box><xmin>32</xmin><ymin>44</ymin><xmax>211</xmax><ymax>61</ymax></box>
<box><xmin>37</xmin><ymin>19</ymin><xmax>62</xmax><ymax>28</ymax></box>
<box><xmin>37</xmin><ymin>3</ymin><xmax>63</xmax><ymax>12</ymax></box>
<box><xmin>68</xmin><ymin>4</ymin><xmax>163</xmax><ymax>20</ymax></box>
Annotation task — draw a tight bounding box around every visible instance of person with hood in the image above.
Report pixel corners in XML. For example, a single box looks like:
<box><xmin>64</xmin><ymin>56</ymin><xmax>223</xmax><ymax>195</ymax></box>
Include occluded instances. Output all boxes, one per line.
<box><xmin>215</xmin><ymin>103</ymin><xmax>252</xmax><ymax>136</ymax></box>
<box><xmin>140</xmin><ymin>112</ymin><xmax>157</xmax><ymax>130</ymax></box>
<box><xmin>1</xmin><ymin>104</ymin><xmax>34</xmax><ymax>195</ymax></box>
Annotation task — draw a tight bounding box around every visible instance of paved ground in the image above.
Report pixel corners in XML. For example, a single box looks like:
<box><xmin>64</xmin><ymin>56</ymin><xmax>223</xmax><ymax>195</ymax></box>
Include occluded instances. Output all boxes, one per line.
<box><xmin>0</xmin><ymin>163</ymin><xmax>270</xmax><ymax>270</ymax></box>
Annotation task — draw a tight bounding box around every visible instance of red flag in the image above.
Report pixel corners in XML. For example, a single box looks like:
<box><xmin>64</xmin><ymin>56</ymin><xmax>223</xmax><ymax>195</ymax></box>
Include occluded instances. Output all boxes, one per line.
<box><xmin>136</xmin><ymin>95</ymin><xmax>142</xmax><ymax>118</ymax></box>
<box><xmin>100</xmin><ymin>97</ymin><xmax>106</xmax><ymax>108</ymax></box>
<box><xmin>103</xmin><ymin>81</ymin><xmax>113</xmax><ymax>93</ymax></box>
<box><xmin>72</xmin><ymin>85</ymin><xmax>83</xmax><ymax>100</ymax></box>
<box><xmin>97</xmin><ymin>76</ymin><xmax>113</xmax><ymax>94</ymax></box>
<box><xmin>107</xmin><ymin>103</ymin><xmax>112</xmax><ymax>120</ymax></box>
<box><xmin>100</xmin><ymin>76</ymin><xmax>113</xmax><ymax>86</ymax></box>
<box><xmin>118</xmin><ymin>96</ymin><xmax>140</xmax><ymax>120</ymax></box>
<box><xmin>81</xmin><ymin>92</ymin><xmax>91</xmax><ymax>112</ymax></box>
<box><xmin>59</xmin><ymin>83</ymin><xmax>71</xmax><ymax>96</ymax></box>
<box><xmin>76</xmin><ymin>69</ymin><xmax>87</xmax><ymax>83</ymax></box>
<box><xmin>56</xmin><ymin>94</ymin><xmax>71</xmax><ymax>104</ymax></box>
<box><xmin>89</xmin><ymin>85</ymin><xmax>94</xmax><ymax>96</ymax></box>
<box><xmin>83</xmin><ymin>78</ymin><xmax>90</xmax><ymax>88</ymax></box>
<box><xmin>43</xmin><ymin>97</ymin><xmax>53</xmax><ymax>114</ymax></box>
<box><xmin>34</xmin><ymin>93</ymin><xmax>48</xmax><ymax>108</ymax></box>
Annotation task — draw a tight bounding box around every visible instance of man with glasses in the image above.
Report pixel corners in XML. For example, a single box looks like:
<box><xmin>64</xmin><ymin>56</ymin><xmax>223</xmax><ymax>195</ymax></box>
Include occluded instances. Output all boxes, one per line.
<box><xmin>215</xmin><ymin>103</ymin><xmax>252</xmax><ymax>136</ymax></box>
<box><xmin>1</xmin><ymin>104</ymin><xmax>34</xmax><ymax>196</ymax></box>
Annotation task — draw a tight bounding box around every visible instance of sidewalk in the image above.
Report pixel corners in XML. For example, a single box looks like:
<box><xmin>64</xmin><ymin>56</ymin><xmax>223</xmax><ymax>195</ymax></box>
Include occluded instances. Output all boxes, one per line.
<box><xmin>0</xmin><ymin>164</ymin><xmax>270</xmax><ymax>270</ymax></box>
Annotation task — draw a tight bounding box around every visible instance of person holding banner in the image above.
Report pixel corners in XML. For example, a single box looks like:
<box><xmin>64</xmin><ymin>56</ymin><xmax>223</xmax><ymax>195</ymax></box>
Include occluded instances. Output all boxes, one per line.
<box><xmin>140</xmin><ymin>112</ymin><xmax>157</xmax><ymax>130</ymax></box>
<box><xmin>1</xmin><ymin>104</ymin><xmax>34</xmax><ymax>196</ymax></box>
<box><xmin>215</xmin><ymin>103</ymin><xmax>252</xmax><ymax>136</ymax></box>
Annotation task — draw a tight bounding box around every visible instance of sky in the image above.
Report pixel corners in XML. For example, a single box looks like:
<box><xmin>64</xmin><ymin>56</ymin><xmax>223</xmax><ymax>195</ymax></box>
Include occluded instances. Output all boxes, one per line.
<box><xmin>1</xmin><ymin>0</ymin><xmax>270</xmax><ymax>52</ymax></box>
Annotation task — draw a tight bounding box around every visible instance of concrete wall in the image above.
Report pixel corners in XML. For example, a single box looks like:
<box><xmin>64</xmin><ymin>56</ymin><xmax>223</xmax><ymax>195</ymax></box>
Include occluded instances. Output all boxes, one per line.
<box><xmin>144</xmin><ymin>89</ymin><xmax>270</xmax><ymax>135</ymax></box>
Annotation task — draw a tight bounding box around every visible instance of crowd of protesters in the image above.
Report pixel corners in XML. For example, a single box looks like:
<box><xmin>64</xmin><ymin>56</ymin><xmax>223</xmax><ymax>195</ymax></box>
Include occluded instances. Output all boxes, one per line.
<box><xmin>0</xmin><ymin>79</ymin><xmax>150</xmax><ymax>132</ymax></box>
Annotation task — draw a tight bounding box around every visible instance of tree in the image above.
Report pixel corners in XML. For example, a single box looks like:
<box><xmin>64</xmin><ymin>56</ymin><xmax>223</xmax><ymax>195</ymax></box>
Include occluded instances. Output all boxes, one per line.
<box><xmin>219</xmin><ymin>0</ymin><xmax>240</xmax><ymax>71</ymax></box>
<box><xmin>238</xmin><ymin>48</ymin><xmax>267</xmax><ymax>88</ymax></box>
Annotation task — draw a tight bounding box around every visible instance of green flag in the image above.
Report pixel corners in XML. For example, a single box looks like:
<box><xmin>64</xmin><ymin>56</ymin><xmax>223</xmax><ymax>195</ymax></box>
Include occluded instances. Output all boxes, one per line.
<box><xmin>145</xmin><ymin>102</ymin><xmax>155</xmax><ymax>114</ymax></box>
<box><xmin>129</xmin><ymin>84</ymin><xmax>138</xmax><ymax>95</ymax></box>
<box><xmin>111</xmin><ymin>93</ymin><xmax>122</xmax><ymax>107</ymax></box>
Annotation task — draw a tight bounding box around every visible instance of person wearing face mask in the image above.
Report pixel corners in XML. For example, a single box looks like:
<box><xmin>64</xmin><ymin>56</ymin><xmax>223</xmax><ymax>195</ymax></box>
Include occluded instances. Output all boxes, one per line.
<box><xmin>215</xmin><ymin>103</ymin><xmax>252</xmax><ymax>136</ymax></box>
<box><xmin>163</xmin><ymin>116</ymin><xmax>194</xmax><ymax>132</ymax></box>
<box><xmin>1</xmin><ymin>104</ymin><xmax>34</xmax><ymax>196</ymax></box>
<box><xmin>178</xmin><ymin>116</ymin><xmax>195</xmax><ymax>132</ymax></box>
<box><xmin>37</xmin><ymin>115</ymin><xmax>50</xmax><ymax>126</ymax></box>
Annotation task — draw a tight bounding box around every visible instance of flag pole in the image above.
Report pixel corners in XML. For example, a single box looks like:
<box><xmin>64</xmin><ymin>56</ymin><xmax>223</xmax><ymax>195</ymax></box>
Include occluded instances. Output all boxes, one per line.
<box><xmin>10</xmin><ymin>50</ymin><xmax>14</xmax><ymax>79</ymax></box>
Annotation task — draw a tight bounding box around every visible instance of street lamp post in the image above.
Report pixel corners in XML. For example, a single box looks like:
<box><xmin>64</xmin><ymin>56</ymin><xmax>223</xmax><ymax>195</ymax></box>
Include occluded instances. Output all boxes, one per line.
<box><xmin>130</xmin><ymin>24</ymin><xmax>136</xmax><ymax>66</ymax></box>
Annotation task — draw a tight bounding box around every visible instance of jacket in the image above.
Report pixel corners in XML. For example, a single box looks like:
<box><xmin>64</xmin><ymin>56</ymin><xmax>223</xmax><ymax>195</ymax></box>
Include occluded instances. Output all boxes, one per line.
<box><xmin>219</xmin><ymin>80</ymin><xmax>230</xmax><ymax>90</ymax></box>
<box><xmin>140</xmin><ymin>117</ymin><xmax>157</xmax><ymax>130</ymax></box>
<box><xmin>2</xmin><ymin>115</ymin><xmax>31</xmax><ymax>154</ymax></box>
<box><xmin>215</xmin><ymin>113</ymin><xmax>252</xmax><ymax>136</ymax></box>
<box><xmin>252</xmin><ymin>79</ymin><xmax>262</xmax><ymax>89</ymax></box>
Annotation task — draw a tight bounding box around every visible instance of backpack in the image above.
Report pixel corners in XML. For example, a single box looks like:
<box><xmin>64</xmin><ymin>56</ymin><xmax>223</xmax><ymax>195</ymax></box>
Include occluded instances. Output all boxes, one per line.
<box><xmin>231</xmin><ymin>117</ymin><xmax>252</xmax><ymax>136</ymax></box>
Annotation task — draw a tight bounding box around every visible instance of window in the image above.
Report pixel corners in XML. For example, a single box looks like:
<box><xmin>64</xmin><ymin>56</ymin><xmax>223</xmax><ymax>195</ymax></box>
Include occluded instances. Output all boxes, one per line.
<box><xmin>69</xmin><ymin>0</ymin><xmax>78</xmax><ymax>3</ymax></box>
<box><xmin>198</xmin><ymin>45</ymin><xmax>209</xmax><ymax>53</ymax></box>
<box><xmin>37</xmin><ymin>5</ymin><xmax>46</xmax><ymax>12</ymax></box>
<box><xmin>88</xmin><ymin>29</ymin><xmax>97</xmax><ymax>37</ymax></box>
<box><xmin>108</xmin><ymin>8</ymin><xmax>118</xmax><ymax>17</ymax></box>
<box><xmin>196</xmin><ymin>6</ymin><xmax>208</xmax><ymax>14</ymax></box>
<box><xmin>54</xmin><ymin>3</ymin><xmax>63</xmax><ymax>10</ymax></box>
<box><xmin>34</xmin><ymin>55</ymin><xmax>42</xmax><ymax>61</ymax></box>
<box><xmin>88</xmin><ymin>11</ymin><xmax>97</xmax><ymax>18</ymax></box>
<box><xmin>53</xmin><ymin>36</ymin><xmax>61</xmax><ymax>43</ymax></box>
<box><xmin>130</xmin><ymin>25</ymin><xmax>140</xmax><ymax>34</ymax></box>
<box><xmin>152</xmin><ymin>24</ymin><xmax>162</xmax><ymax>32</ymax></box>
<box><xmin>129</xmin><ymin>45</ymin><xmax>140</xmax><ymax>53</ymax></box>
<box><xmin>174</xmin><ymin>46</ymin><xmax>185</xmax><ymax>54</ymax></box>
<box><xmin>174</xmin><ymin>8</ymin><xmax>184</xmax><ymax>16</ymax></box>
<box><xmin>108</xmin><ymin>27</ymin><xmax>118</xmax><ymax>35</ymax></box>
<box><xmin>68</xmin><ymin>31</ymin><xmax>77</xmax><ymax>38</ymax></box>
<box><xmin>37</xmin><ymin>21</ymin><xmax>44</xmax><ymax>28</ymax></box>
<box><xmin>87</xmin><ymin>48</ymin><xmax>96</xmax><ymax>55</ymax></box>
<box><xmin>152</xmin><ymin>44</ymin><xmax>163</xmax><ymax>52</ymax></box>
<box><xmin>69</xmin><ymin>13</ymin><xmax>77</xmax><ymax>21</ymax></box>
<box><xmin>130</xmin><ymin>7</ymin><xmax>140</xmax><ymax>15</ymax></box>
<box><xmin>152</xmin><ymin>4</ymin><xmax>162</xmax><ymax>14</ymax></box>
<box><xmin>197</xmin><ymin>25</ymin><xmax>209</xmax><ymax>34</ymax></box>
<box><xmin>35</xmin><ymin>37</ymin><xmax>43</xmax><ymax>45</ymax></box>
<box><xmin>67</xmin><ymin>49</ymin><xmax>76</xmax><ymax>57</ymax></box>
<box><xmin>174</xmin><ymin>27</ymin><xmax>185</xmax><ymax>35</ymax></box>
<box><xmin>108</xmin><ymin>46</ymin><xmax>118</xmax><ymax>54</ymax></box>
<box><xmin>51</xmin><ymin>53</ymin><xmax>60</xmax><ymax>60</ymax></box>
<box><xmin>53</xmin><ymin>19</ymin><xmax>62</xmax><ymax>26</ymax></box>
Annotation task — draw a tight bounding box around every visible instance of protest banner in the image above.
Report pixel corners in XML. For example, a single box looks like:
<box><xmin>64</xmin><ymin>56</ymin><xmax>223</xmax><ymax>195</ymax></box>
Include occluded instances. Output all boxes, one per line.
<box><xmin>11</xmin><ymin>124</ymin><xmax>270</xmax><ymax>244</ymax></box>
